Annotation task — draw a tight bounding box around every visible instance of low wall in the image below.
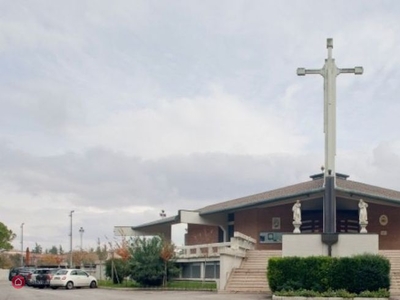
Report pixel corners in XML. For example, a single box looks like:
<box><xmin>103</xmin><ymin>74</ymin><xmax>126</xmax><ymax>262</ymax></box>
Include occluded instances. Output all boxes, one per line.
<box><xmin>219</xmin><ymin>250</ymin><xmax>245</xmax><ymax>290</ymax></box>
<box><xmin>282</xmin><ymin>233</ymin><xmax>379</xmax><ymax>257</ymax></box>
<box><xmin>273</xmin><ymin>296</ymin><xmax>388</xmax><ymax>300</ymax></box>
<box><xmin>0</xmin><ymin>269</ymin><xmax>9</xmax><ymax>281</ymax></box>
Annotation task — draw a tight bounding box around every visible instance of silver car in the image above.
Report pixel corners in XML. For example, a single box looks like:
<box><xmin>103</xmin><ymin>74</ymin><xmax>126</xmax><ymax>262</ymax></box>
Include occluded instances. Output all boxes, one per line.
<box><xmin>50</xmin><ymin>269</ymin><xmax>97</xmax><ymax>290</ymax></box>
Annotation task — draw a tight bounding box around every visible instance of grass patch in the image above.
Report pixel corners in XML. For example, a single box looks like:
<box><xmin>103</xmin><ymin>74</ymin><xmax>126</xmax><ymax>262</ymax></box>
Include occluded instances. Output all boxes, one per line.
<box><xmin>98</xmin><ymin>279</ymin><xmax>140</xmax><ymax>288</ymax></box>
<box><xmin>98</xmin><ymin>279</ymin><xmax>217</xmax><ymax>290</ymax></box>
<box><xmin>274</xmin><ymin>288</ymin><xmax>390</xmax><ymax>298</ymax></box>
<box><xmin>167</xmin><ymin>280</ymin><xmax>217</xmax><ymax>290</ymax></box>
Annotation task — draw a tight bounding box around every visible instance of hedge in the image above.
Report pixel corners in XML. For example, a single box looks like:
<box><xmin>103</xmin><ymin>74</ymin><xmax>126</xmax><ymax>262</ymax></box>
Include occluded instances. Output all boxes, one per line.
<box><xmin>267</xmin><ymin>254</ymin><xmax>390</xmax><ymax>294</ymax></box>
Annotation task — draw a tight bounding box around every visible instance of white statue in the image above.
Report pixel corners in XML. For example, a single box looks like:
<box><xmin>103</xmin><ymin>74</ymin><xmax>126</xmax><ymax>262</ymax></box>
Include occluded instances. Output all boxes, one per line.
<box><xmin>292</xmin><ymin>200</ymin><xmax>302</xmax><ymax>223</ymax></box>
<box><xmin>359</xmin><ymin>199</ymin><xmax>368</xmax><ymax>224</ymax></box>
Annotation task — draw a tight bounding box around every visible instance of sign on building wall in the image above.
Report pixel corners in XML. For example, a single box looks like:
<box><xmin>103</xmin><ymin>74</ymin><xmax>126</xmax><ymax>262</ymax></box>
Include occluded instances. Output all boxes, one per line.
<box><xmin>259</xmin><ymin>232</ymin><xmax>283</xmax><ymax>243</ymax></box>
<box><xmin>272</xmin><ymin>217</ymin><xmax>281</xmax><ymax>229</ymax></box>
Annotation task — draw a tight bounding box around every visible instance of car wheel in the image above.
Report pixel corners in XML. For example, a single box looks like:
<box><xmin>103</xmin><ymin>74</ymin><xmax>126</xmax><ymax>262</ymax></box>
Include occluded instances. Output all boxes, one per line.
<box><xmin>90</xmin><ymin>281</ymin><xmax>97</xmax><ymax>288</ymax></box>
<box><xmin>66</xmin><ymin>281</ymin><xmax>74</xmax><ymax>290</ymax></box>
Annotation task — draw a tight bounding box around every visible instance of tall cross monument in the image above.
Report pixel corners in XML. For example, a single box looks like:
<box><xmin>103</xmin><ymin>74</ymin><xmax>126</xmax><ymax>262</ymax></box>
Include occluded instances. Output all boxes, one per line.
<box><xmin>297</xmin><ymin>38</ymin><xmax>363</xmax><ymax>233</ymax></box>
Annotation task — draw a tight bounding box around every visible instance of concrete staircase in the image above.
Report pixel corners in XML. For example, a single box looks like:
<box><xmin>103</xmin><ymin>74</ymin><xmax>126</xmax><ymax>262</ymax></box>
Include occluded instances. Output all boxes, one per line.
<box><xmin>379</xmin><ymin>250</ymin><xmax>400</xmax><ymax>294</ymax></box>
<box><xmin>224</xmin><ymin>250</ymin><xmax>282</xmax><ymax>293</ymax></box>
<box><xmin>225</xmin><ymin>249</ymin><xmax>400</xmax><ymax>294</ymax></box>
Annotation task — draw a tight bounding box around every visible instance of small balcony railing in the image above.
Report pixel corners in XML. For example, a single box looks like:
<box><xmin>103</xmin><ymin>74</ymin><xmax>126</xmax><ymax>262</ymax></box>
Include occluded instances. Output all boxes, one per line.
<box><xmin>176</xmin><ymin>231</ymin><xmax>256</xmax><ymax>259</ymax></box>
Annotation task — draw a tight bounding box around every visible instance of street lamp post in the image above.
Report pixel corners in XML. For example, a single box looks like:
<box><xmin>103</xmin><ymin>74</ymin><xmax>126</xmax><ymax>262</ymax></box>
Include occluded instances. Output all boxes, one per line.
<box><xmin>79</xmin><ymin>227</ymin><xmax>84</xmax><ymax>251</ymax></box>
<box><xmin>69</xmin><ymin>210</ymin><xmax>74</xmax><ymax>268</ymax></box>
<box><xmin>20</xmin><ymin>223</ymin><xmax>24</xmax><ymax>267</ymax></box>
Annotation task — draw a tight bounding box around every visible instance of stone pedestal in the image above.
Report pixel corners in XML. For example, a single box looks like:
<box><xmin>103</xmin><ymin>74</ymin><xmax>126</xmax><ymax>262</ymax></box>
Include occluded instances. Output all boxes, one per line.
<box><xmin>293</xmin><ymin>221</ymin><xmax>302</xmax><ymax>233</ymax></box>
<box><xmin>282</xmin><ymin>233</ymin><xmax>379</xmax><ymax>257</ymax></box>
<box><xmin>360</xmin><ymin>221</ymin><xmax>368</xmax><ymax>233</ymax></box>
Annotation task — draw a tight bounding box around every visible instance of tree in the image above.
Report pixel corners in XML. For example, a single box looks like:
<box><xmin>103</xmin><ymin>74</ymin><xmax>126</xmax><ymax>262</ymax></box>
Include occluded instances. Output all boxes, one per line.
<box><xmin>26</xmin><ymin>247</ymin><xmax>30</xmax><ymax>266</ymax></box>
<box><xmin>104</xmin><ymin>236</ymin><xmax>131</xmax><ymax>284</ymax></box>
<box><xmin>105</xmin><ymin>257</ymin><xmax>129</xmax><ymax>284</ymax></box>
<box><xmin>9</xmin><ymin>254</ymin><xmax>22</xmax><ymax>267</ymax></box>
<box><xmin>0</xmin><ymin>253</ymin><xmax>12</xmax><ymax>268</ymax></box>
<box><xmin>128</xmin><ymin>236</ymin><xmax>179</xmax><ymax>287</ymax></box>
<box><xmin>96</xmin><ymin>238</ymin><xmax>108</xmax><ymax>262</ymax></box>
<box><xmin>0</xmin><ymin>222</ymin><xmax>16</xmax><ymax>250</ymax></box>
<box><xmin>58</xmin><ymin>245</ymin><xmax>64</xmax><ymax>255</ymax></box>
<box><xmin>96</xmin><ymin>238</ymin><xmax>108</xmax><ymax>281</ymax></box>
<box><xmin>49</xmin><ymin>245</ymin><xmax>58</xmax><ymax>255</ymax></box>
<box><xmin>160</xmin><ymin>239</ymin><xmax>176</xmax><ymax>287</ymax></box>
<box><xmin>37</xmin><ymin>253</ymin><xmax>59</xmax><ymax>266</ymax></box>
<box><xmin>32</xmin><ymin>243</ymin><xmax>43</xmax><ymax>254</ymax></box>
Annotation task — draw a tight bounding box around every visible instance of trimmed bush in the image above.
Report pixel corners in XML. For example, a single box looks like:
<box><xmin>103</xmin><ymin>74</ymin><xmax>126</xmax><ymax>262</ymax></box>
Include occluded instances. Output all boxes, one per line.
<box><xmin>267</xmin><ymin>254</ymin><xmax>390</xmax><ymax>294</ymax></box>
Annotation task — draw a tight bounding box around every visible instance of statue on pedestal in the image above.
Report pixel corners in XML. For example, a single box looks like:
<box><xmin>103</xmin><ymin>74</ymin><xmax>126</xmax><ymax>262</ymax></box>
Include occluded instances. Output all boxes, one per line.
<box><xmin>292</xmin><ymin>200</ymin><xmax>302</xmax><ymax>233</ymax></box>
<box><xmin>359</xmin><ymin>199</ymin><xmax>368</xmax><ymax>233</ymax></box>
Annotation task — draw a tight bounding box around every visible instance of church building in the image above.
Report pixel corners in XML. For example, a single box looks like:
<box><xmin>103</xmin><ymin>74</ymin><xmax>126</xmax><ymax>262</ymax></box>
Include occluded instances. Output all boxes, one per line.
<box><xmin>114</xmin><ymin>39</ymin><xmax>400</xmax><ymax>292</ymax></box>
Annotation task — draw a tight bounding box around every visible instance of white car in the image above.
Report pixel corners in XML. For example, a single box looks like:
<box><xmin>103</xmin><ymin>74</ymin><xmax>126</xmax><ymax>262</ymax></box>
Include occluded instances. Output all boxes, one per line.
<box><xmin>50</xmin><ymin>269</ymin><xmax>97</xmax><ymax>289</ymax></box>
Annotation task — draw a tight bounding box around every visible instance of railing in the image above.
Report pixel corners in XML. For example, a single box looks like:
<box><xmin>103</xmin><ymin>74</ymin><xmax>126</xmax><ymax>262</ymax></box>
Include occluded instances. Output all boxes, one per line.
<box><xmin>176</xmin><ymin>231</ymin><xmax>256</xmax><ymax>259</ymax></box>
<box><xmin>176</xmin><ymin>242</ymin><xmax>231</xmax><ymax>258</ymax></box>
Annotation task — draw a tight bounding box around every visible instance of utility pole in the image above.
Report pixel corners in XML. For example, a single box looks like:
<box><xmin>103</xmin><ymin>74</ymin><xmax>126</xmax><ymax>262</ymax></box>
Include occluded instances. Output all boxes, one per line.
<box><xmin>69</xmin><ymin>210</ymin><xmax>74</xmax><ymax>268</ymax></box>
<box><xmin>20</xmin><ymin>223</ymin><xmax>24</xmax><ymax>267</ymax></box>
<box><xmin>79</xmin><ymin>227</ymin><xmax>84</xmax><ymax>251</ymax></box>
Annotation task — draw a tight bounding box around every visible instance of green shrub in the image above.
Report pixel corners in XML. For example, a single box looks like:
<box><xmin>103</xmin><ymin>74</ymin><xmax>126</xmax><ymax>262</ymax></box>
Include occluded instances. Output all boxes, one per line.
<box><xmin>275</xmin><ymin>288</ymin><xmax>388</xmax><ymax>298</ymax></box>
<box><xmin>128</xmin><ymin>236</ymin><xmax>180</xmax><ymax>287</ymax></box>
<box><xmin>105</xmin><ymin>258</ymin><xmax>129</xmax><ymax>284</ymax></box>
<box><xmin>267</xmin><ymin>254</ymin><xmax>390</xmax><ymax>295</ymax></box>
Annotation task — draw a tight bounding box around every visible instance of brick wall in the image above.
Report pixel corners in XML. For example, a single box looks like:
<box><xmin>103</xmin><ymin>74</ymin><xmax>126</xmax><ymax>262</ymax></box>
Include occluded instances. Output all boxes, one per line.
<box><xmin>184</xmin><ymin>202</ymin><xmax>400</xmax><ymax>250</ymax></box>
<box><xmin>366</xmin><ymin>202</ymin><xmax>400</xmax><ymax>249</ymax></box>
<box><xmin>185</xmin><ymin>224</ymin><xmax>219</xmax><ymax>246</ymax></box>
<box><xmin>235</xmin><ymin>204</ymin><xmax>293</xmax><ymax>250</ymax></box>
<box><xmin>234</xmin><ymin>202</ymin><xmax>400</xmax><ymax>250</ymax></box>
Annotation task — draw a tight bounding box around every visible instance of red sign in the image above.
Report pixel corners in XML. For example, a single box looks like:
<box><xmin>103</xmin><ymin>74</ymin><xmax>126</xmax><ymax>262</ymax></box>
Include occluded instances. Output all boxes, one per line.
<box><xmin>12</xmin><ymin>275</ymin><xmax>25</xmax><ymax>289</ymax></box>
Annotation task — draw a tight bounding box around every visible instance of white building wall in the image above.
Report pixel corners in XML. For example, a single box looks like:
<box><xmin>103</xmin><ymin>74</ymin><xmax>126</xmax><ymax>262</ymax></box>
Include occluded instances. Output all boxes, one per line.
<box><xmin>282</xmin><ymin>234</ymin><xmax>379</xmax><ymax>257</ymax></box>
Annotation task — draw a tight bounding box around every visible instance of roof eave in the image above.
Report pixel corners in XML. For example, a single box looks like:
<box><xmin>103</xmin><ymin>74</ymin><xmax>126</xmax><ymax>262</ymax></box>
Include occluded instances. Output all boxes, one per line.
<box><xmin>131</xmin><ymin>215</ymin><xmax>180</xmax><ymax>230</ymax></box>
<box><xmin>199</xmin><ymin>187</ymin><xmax>325</xmax><ymax>215</ymax></box>
<box><xmin>336</xmin><ymin>187</ymin><xmax>400</xmax><ymax>205</ymax></box>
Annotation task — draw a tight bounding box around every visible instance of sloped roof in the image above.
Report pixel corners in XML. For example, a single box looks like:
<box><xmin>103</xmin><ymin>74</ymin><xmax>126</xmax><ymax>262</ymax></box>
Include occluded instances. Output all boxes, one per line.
<box><xmin>132</xmin><ymin>215</ymin><xmax>179</xmax><ymax>230</ymax></box>
<box><xmin>197</xmin><ymin>177</ymin><xmax>325</xmax><ymax>214</ymax></box>
<box><xmin>337</xmin><ymin>179</ymin><xmax>400</xmax><ymax>203</ymax></box>
<box><xmin>196</xmin><ymin>175</ymin><xmax>400</xmax><ymax>215</ymax></box>
<box><xmin>128</xmin><ymin>174</ymin><xmax>400</xmax><ymax>232</ymax></box>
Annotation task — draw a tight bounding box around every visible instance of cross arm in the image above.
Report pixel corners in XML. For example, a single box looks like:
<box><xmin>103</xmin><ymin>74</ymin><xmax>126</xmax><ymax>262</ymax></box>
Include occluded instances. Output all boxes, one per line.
<box><xmin>297</xmin><ymin>68</ymin><xmax>323</xmax><ymax>76</ymax></box>
<box><xmin>338</xmin><ymin>67</ymin><xmax>363</xmax><ymax>75</ymax></box>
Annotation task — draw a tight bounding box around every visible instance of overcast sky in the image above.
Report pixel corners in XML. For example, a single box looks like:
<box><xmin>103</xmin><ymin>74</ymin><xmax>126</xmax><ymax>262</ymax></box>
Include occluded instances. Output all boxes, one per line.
<box><xmin>1</xmin><ymin>0</ymin><xmax>400</xmax><ymax>252</ymax></box>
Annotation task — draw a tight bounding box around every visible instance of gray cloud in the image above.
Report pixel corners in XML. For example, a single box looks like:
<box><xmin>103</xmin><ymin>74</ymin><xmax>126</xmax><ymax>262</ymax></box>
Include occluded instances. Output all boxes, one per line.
<box><xmin>1</xmin><ymin>1</ymin><xmax>400</xmax><ymax>251</ymax></box>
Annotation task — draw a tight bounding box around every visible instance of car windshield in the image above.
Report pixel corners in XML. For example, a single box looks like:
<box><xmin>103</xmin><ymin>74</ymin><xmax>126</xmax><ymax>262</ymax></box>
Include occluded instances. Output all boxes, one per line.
<box><xmin>55</xmin><ymin>270</ymin><xmax>68</xmax><ymax>275</ymax></box>
<box><xmin>21</xmin><ymin>268</ymin><xmax>35</xmax><ymax>273</ymax></box>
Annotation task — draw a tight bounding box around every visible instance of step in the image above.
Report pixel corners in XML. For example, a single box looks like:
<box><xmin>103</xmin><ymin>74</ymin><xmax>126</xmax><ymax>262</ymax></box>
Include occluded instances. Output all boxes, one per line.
<box><xmin>225</xmin><ymin>250</ymin><xmax>279</xmax><ymax>293</ymax></box>
<box><xmin>227</xmin><ymin>249</ymin><xmax>400</xmax><ymax>294</ymax></box>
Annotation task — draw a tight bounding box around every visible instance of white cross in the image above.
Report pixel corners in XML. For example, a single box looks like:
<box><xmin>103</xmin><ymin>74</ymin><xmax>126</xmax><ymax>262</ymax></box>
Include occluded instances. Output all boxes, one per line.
<box><xmin>297</xmin><ymin>38</ymin><xmax>363</xmax><ymax>181</ymax></box>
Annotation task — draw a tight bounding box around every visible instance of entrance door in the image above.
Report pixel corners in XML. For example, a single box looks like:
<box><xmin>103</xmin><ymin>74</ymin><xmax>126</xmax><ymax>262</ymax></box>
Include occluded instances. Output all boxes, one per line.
<box><xmin>301</xmin><ymin>210</ymin><xmax>322</xmax><ymax>233</ymax></box>
<box><xmin>301</xmin><ymin>210</ymin><xmax>358</xmax><ymax>233</ymax></box>
<box><xmin>337</xmin><ymin>210</ymin><xmax>358</xmax><ymax>233</ymax></box>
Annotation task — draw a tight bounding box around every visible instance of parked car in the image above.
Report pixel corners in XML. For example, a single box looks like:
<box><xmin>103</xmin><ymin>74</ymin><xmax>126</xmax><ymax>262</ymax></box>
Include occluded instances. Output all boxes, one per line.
<box><xmin>29</xmin><ymin>268</ymin><xmax>59</xmax><ymax>288</ymax></box>
<box><xmin>8</xmin><ymin>267</ymin><xmax>36</xmax><ymax>284</ymax></box>
<box><xmin>50</xmin><ymin>269</ymin><xmax>97</xmax><ymax>290</ymax></box>
<box><xmin>19</xmin><ymin>267</ymin><xmax>36</xmax><ymax>286</ymax></box>
<box><xmin>9</xmin><ymin>267</ymin><xmax>23</xmax><ymax>281</ymax></box>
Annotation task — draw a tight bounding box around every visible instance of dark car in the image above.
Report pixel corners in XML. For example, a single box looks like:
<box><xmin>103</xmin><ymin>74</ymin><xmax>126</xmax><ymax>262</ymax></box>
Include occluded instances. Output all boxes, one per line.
<box><xmin>9</xmin><ymin>267</ymin><xmax>23</xmax><ymax>281</ymax></box>
<box><xmin>8</xmin><ymin>267</ymin><xmax>36</xmax><ymax>284</ymax></box>
<box><xmin>19</xmin><ymin>267</ymin><xmax>36</xmax><ymax>286</ymax></box>
<box><xmin>30</xmin><ymin>268</ymin><xmax>60</xmax><ymax>288</ymax></box>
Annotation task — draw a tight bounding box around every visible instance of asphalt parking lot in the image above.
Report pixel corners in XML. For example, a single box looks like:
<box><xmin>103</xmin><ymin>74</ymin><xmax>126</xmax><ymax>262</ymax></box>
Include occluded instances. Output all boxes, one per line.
<box><xmin>0</xmin><ymin>281</ymin><xmax>270</xmax><ymax>300</ymax></box>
